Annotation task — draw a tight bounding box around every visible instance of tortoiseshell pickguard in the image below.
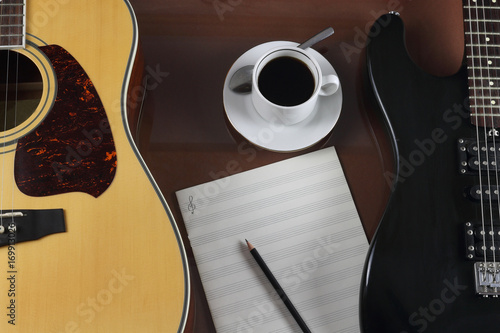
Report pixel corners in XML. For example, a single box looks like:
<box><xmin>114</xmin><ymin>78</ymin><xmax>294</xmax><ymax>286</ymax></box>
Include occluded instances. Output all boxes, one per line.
<box><xmin>14</xmin><ymin>45</ymin><xmax>117</xmax><ymax>198</ymax></box>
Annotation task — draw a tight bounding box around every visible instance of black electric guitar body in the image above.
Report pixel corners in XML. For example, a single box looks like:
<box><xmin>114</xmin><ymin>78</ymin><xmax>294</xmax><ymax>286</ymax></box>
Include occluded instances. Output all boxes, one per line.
<box><xmin>361</xmin><ymin>6</ymin><xmax>500</xmax><ymax>333</ymax></box>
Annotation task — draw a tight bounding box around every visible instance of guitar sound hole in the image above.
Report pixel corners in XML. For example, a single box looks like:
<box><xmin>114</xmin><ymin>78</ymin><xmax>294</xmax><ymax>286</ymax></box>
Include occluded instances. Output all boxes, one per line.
<box><xmin>0</xmin><ymin>50</ymin><xmax>43</xmax><ymax>131</ymax></box>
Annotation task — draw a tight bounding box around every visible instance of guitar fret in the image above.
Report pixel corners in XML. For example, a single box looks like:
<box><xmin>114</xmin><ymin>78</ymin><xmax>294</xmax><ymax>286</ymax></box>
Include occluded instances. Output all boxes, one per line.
<box><xmin>470</xmin><ymin>86</ymin><xmax>500</xmax><ymax>89</ymax></box>
<box><xmin>0</xmin><ymin>14</ymin><xmax>24</xmax><ymax>17</ymax></box>
<box><xmin>468</xmin><ymin>55</ymin><xmax>500</xmax><ymax>59</ymax></box>
<box><xmin>471</xmin><ymin>113</ymin><xmax>500</xmax><ymax>117</ymax></box>
<box><xmin>470</xmin><ymin>104</ymin><xmax>500</xmax><ymax>108</ymax></box>
<box><xmin>464</xmin><ymin>6</ymin><xmax>500</xmax><ymax>10</ymax></box>
<box><xmin>466</xmin><ymin>32</ymin><xmax>500</xmax><ymax>35</ymax></box>
<box><xmin>465</xmin><ymin>19</ymin><xmax>500</xmax><ymax>23</ymax></box>
<box><xmin>470</xmin><ymin>91</ymin><xmax>500</xmax><ymax>98</ymax></box>
<box><xmin>469</xmin><ymin>76</ymin><xmax>500</xmax><ymax>80</ymax></box>
<box><xmin>469</xmin><ymin>66</ymin><xmax>500</xmax><ymax>70</ymax></box>
<box><xmin>466</xmin><ymin>45</ymin><xmax>500</xmax><ymax>50</ymax></box>
<box><xmin>466</xmin><ymin>43</ymin><xmax>500</xmax><ymax>47</ymax></box>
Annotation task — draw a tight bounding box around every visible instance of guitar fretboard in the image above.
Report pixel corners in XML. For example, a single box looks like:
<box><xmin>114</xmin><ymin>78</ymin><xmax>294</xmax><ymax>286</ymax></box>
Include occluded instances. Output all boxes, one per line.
<box><xmin>464</xmin><ymin>0</ymin><xmax>500</xmax><ymax>128</ymax></box>
<box><xmin>0</xmin><ymin>0</ymin><xmax>25</xmax><ymax>49</ymax></box>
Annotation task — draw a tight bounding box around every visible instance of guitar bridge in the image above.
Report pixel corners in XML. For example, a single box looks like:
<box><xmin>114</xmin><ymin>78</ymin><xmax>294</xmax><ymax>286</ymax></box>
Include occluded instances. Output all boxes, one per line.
<box><xmin>0</xmin><ymin>209</ymin><xmax>66</xmax><ymax>247</ymax></box>
<box><xmin>475</xmin><ymin>262</ymin><xmax>500</xmax><ymax>297</ymax></box>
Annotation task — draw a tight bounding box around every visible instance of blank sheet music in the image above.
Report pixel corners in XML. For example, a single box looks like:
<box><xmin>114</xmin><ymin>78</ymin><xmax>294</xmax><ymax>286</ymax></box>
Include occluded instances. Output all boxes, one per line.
<box><xmin>176</xmin><ymin>147</ymin><xmax>368</xmax><ymax>333</ymax></box>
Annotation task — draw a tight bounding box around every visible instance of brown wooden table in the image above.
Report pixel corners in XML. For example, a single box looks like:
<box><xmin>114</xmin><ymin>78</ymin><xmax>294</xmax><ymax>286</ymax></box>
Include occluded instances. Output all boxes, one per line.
<box><xmin>127</xmin><ymin>0</ymin><xmax>465</xmax><ymax>331</ymax></box>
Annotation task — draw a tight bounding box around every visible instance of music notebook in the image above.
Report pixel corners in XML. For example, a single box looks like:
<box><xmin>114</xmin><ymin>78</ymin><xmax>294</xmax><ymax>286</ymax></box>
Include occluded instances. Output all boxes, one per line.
<box><xmin>176</xmin><ymin>147</ymin><xmax>368</xmax><ymax>332</ymax></box>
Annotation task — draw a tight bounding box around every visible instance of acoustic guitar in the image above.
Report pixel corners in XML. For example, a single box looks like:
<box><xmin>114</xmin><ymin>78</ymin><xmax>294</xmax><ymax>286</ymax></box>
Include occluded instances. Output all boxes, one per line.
<box><xmin>0</xmin><ymin>0</ymin><xmax>189</xmax><ymax>332</ymax></box>
<box><xmin>361</xmin><ymin>2</ymin><xmax>500</xmax><ymax>332</ymax></box>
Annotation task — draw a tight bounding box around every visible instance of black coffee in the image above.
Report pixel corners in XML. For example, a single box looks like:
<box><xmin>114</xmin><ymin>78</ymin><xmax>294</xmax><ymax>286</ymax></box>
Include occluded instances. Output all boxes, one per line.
<box><xmin>257</xmin><ymin>56</ymin><xmax>315</xmax><ymax>106</ymax></box>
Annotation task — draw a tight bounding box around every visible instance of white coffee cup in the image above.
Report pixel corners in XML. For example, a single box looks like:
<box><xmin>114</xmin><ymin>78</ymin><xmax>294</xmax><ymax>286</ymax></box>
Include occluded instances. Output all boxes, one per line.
<box><xmin>251</xmin><ymin>46</ymin><xmax>339</xmax><ymax>126</ymax></box>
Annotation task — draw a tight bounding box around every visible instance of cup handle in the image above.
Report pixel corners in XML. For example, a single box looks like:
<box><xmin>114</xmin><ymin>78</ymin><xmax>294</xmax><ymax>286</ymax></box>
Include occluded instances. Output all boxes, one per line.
<box><xmin>319</xmin><ymin>74</ymin><xmax>340</xmax><ymax>96</ymax></box>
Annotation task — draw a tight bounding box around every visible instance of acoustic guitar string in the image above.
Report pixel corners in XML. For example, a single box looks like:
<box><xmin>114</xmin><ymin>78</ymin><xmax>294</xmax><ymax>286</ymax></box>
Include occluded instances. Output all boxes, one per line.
<box><xmin>469</xmin><ymin>0</ymin><xmax>489</xmax><ymax>268</ymax></box>
<box><xmin>0</xmin><ymin>0</ymin><xmax>3</xmax><ymax>234</ymax></box>
<box><xmin>0</xmin><ymin>0</ymin><xmax>3</xmax><ymax>232</ymax></box>
<box><xmin>1</xmin><ymin>45</ymin><xmax>9</xmax><ymax>233</ymax></box>
<box><xmin>0</xmin><ymin>0</ymin><xmax>22</xmax><ymax>234</ymax></box>
<box><xmin>10</xmin><ymin>49</ymin><xmax>18</xmax><ymax>231</ymax></box>
<box><xmin>10</xmin><ymin>2</ymin><xmax>20</xmax><ymax>232</ymax></box>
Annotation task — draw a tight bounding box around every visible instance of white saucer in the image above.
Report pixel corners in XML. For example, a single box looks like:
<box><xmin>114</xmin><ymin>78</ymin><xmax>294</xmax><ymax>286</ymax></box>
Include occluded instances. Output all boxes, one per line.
<box><xmin>223</xmin><ymin>41</ymin><xmax>343</xmax><ymax>152</ymax></box>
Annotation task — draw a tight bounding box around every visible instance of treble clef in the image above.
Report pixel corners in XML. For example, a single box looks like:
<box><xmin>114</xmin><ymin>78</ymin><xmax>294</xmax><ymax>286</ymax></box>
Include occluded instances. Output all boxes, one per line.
<box><xmin>187</xmin><ymin>196</ymin><xmax>196</xmax><ymax>214</ymax></box>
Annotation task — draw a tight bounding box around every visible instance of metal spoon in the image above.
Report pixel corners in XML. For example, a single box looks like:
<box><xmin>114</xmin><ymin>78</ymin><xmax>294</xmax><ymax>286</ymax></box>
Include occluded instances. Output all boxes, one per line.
<box><xmin>228</xmin><ymin>27</ymin><xmax>334</xmax><ymax>94</ymax></box>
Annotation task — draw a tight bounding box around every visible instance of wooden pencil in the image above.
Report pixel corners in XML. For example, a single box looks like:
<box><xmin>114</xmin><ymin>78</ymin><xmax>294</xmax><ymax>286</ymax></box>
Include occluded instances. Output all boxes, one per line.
<box><xmin>246</xmin><ymin>239</ymin><xmax>311</xmax><ymax>333</ymax></box>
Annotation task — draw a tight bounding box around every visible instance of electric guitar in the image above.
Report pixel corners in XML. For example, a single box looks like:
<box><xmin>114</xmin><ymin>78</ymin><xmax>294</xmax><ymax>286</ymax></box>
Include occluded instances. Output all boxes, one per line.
<box><xmin>361</xmin><ymin>2</ymin><xmax>500</xmax><ymax>332</ymax></box>
<box><xmin>0</xmin><ymin>1</ymin><xmax>189</xmax><ymax>332</ymax></box>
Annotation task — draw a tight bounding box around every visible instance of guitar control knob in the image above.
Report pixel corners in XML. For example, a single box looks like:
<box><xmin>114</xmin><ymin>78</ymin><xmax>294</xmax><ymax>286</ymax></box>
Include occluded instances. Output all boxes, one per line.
<box><xmin>0</xmin><ymin>225</ymin><xmax>4</xmax><ymax>234</ymax></box>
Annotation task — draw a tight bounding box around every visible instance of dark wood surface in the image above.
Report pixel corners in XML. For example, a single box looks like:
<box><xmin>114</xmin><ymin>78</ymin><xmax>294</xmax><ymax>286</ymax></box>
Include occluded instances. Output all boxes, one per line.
<box><xmin>127</xmin><ymin>0</ymin><xmax>464</xmax><ymax>331</ymax></box>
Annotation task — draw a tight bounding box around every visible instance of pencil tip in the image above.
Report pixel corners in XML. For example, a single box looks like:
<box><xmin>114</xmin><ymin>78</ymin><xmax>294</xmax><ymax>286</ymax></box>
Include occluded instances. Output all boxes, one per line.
<box><xmin>246</xmin><ymin>239</ymin><xmax>254</xmax><ymax>250</ymax></box>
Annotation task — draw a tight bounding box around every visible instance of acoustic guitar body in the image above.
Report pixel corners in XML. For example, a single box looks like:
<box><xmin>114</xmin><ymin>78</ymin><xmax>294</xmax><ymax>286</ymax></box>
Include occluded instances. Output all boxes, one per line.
<box><xmin>361</xmin><ymin>13</ymin><xmax>500</xmax><ymax>332</ymax></box>
<box><xmin>0</xmin><ymin>1</ymin><xmax>189</xmax><ymax>332</ymax></box>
